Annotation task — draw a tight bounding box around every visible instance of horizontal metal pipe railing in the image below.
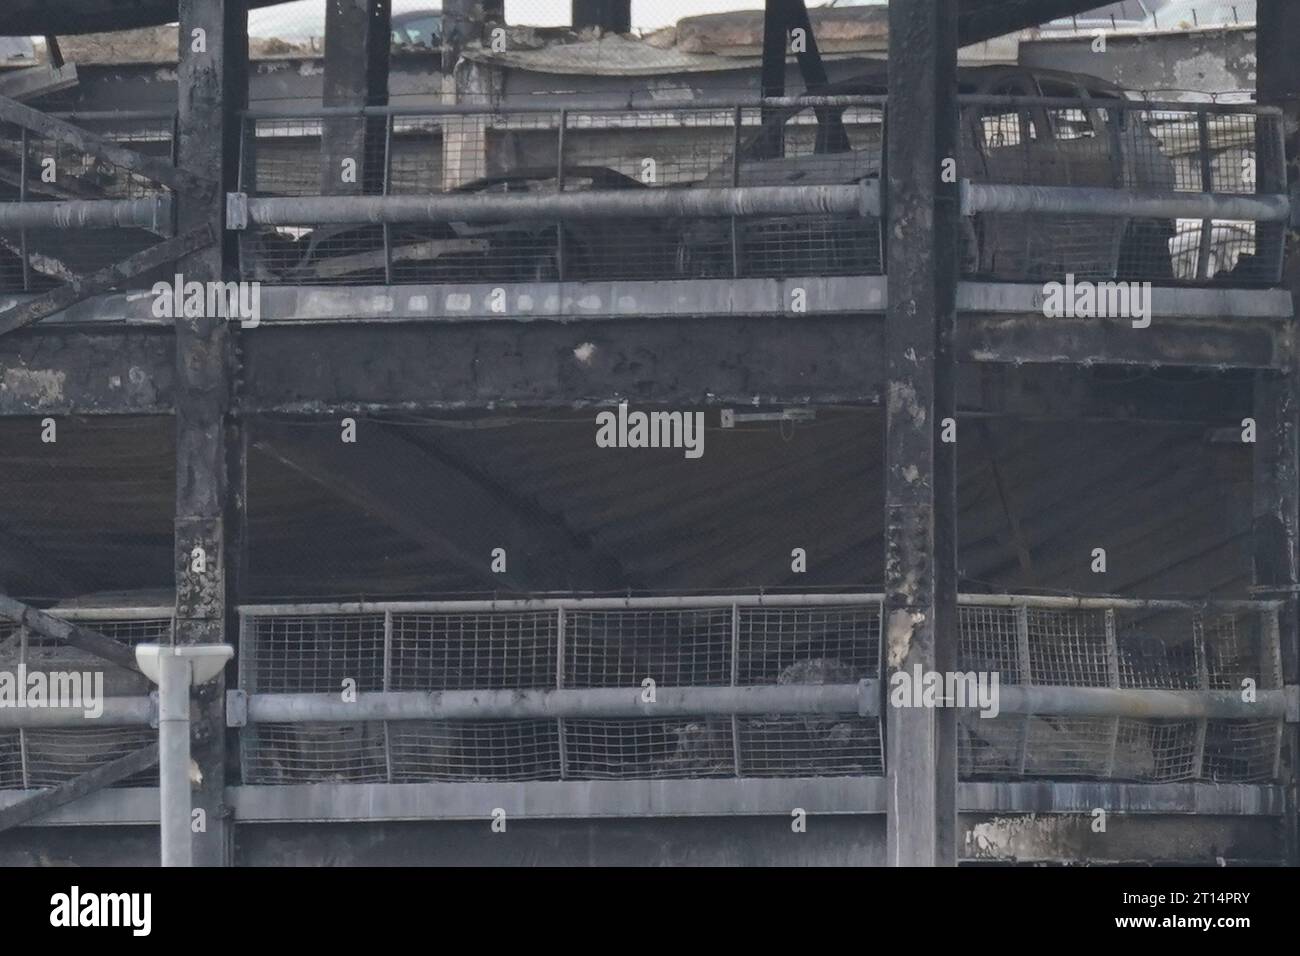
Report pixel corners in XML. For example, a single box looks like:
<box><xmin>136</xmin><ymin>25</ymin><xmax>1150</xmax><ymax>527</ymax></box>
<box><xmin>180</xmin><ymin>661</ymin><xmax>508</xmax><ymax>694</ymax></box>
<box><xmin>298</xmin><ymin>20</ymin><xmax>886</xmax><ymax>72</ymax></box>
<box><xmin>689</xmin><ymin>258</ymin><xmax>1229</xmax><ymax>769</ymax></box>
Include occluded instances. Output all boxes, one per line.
<box><xmin>961</xmin><ymin>182</ymin><xmax>1290</xmax><ymax>223</ymax></box>
<box><xmin>0</xmin><ymin>196</ymin><xmax>172</xmax><ymax>232</ymax></box>
<box><xmin>232</xmin><ymin>683</ymin><xmax>1294</xmax><ymax>725</ymax></box>
<box><xmin>240</xmin><ymin>95</ymin><xmax>888</xmax><ymax>121</ymax></box>
<box><xmin>955</xmin><ymin>95</ymin><xmax>1282</xmax><ymax>116</ymax></box>
<box><xmin>229</xmin><ymin>182</ymin><xmax>1285</xmax><ymax>230</ymax></box>
<box><xmin>233</xmin><ymin>683</ymin><xmax>876</xmax><ymax>724</ymax></box>
<box><xmin>0</xmin><ymin>695</ymin><xmax>154</xmax><ymax>728</ymax></box>
<box><xmin>229</xmin><ymin>183</ymin><xmax>880</xmax><ymax>228</ymax></box>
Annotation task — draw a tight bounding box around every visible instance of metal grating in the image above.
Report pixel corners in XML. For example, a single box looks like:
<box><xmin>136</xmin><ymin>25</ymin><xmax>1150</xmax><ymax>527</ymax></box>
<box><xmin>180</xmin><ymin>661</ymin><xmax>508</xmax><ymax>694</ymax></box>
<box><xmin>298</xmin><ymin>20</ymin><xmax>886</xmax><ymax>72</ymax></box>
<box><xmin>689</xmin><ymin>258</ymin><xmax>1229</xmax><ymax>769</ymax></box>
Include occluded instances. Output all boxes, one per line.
<box><xmin>0</xmin><ymin>613</ymin><xmax>168</xmax><ymax>790</ymax></box>
<box><xmin>956</xmin><ymin>603</ymin><xmax>1284</xmax><ymax>783</ymax></box>
<box><xmin>237</xmin><ymin>103</ymin><xmax>886</xmax><ymax>285</ymax></box>
<box><xmin>233</xmin><ymin>99</ymin><xmax>1282</xmax><ymax>288</ymax></box>
<box><xmin>239</xmin><ymin>599</ymin><xmax>884</xmax><ymax>783</ymax></box>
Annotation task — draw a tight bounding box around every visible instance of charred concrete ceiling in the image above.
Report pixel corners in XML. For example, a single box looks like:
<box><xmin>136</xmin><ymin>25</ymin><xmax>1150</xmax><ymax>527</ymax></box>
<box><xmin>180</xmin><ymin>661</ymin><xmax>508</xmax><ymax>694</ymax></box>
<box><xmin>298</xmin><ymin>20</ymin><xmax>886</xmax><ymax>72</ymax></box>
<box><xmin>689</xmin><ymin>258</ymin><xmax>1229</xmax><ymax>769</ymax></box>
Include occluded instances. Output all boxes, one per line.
<box><xmin>0</xmin><ymin>406</ymin><xmax>1253</xmax><ymax>605</ymax></box>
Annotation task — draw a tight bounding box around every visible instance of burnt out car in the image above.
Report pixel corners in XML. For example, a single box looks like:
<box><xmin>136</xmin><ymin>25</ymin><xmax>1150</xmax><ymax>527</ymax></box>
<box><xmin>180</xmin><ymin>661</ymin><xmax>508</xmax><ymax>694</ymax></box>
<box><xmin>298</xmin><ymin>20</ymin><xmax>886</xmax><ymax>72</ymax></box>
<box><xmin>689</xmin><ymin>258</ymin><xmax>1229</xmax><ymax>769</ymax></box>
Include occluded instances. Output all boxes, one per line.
<box><xmin>680</xmin><ymin>64</ymin><xmax>1177</xmax><ymax>282</ymax></box>
<box><xmin>251</xmin><ymin>166</ymin><xmax>677</xmax><ymax>284</ymax></box>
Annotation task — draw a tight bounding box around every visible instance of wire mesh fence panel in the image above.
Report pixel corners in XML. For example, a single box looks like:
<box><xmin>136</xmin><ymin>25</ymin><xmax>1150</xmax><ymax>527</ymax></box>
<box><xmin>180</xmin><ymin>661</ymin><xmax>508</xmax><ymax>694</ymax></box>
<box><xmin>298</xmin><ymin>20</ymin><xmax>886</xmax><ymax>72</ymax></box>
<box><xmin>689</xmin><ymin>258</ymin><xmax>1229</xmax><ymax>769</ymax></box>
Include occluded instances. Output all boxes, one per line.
<box><xmin>955</xmin><ymin>601</ymin><xmax>1285</xmax><ymax>783</ymax></box>
<box><xmin>23</xmin><ymin>727</ymin><xmax>158</xmax><ymax>787</ymax></box>
<box><xmin>958</xmin><ymin>605</ymin><xmax>1025</xmax><ymax>682</ymax></box>
<box><xmin>1203</xmin><ymin>719</ymin><xmax>1281</xmax><ymax>783</ymax></box>
<box><xmin>0</xmin><ymin>732</ymin><xmax>22</xmax><ymax>789</ymax></box>
<box><xmin>736</xmin><ymin>604</ymin><xmax>879</xmax><ymax>685</ymax></box>
<box><xmin>390</xmin><ymin>612</ymin><xmax>556</xmax><ymax>690</ymax></box>
<box><xmin>565</xmin><ymin>607</ymin><xmax>732</xmax><ymax>688</ymax></box>
<box><xmin>0</xmin><ymin>614</ymin><xmax>168</xmax><ymax>790</ymax></box>
<box><xmin>389</xmin><ymin>719</ymin><xmax>561</xmax><ymax>782</ymax></box>
<box><xmin>738</xmin><ymin>714</ymin><xmax>882</xmax><ymax>777</ymax></box>
<box><xmin>241</xmin><ymin>613</ymin><xmax>386</xmax><ymax>693</ymax></box>
<box><xmin>242</xmin><ymin>722</ymin><xmax>388</xmax><ymax>784</ymax></box>
<box><xmin>237</xmin><ymin>598</ymin><xmax>1281</xmax><ymax>787</ymax></box>
<box><xmin>237</xmin><ymin>101</ymin><xmax>885</xmax><ymax>285</ymax></box>
<box><xmin>0</xmin><ymin>113</ymin><xmax>176</xmax><ymax>293</ymax></box>
<box><xmin>1025</xmin><ymin>608</ymin><xmax>1112</xmax><ymax>686</ymax></box>
<box><xmin>563</xmin><ymin>717</ymin><xmax>735</xmax><ymax>780</ymax></box>
<box><xmin>957</xmin><ymin>102</ymin><xmax>1285</xmax><ymax>283</ymax></box>
<box><xmin>239</xmin><ymin>599</ymin><xmax>888</xmax><ymax>783</ymax></box>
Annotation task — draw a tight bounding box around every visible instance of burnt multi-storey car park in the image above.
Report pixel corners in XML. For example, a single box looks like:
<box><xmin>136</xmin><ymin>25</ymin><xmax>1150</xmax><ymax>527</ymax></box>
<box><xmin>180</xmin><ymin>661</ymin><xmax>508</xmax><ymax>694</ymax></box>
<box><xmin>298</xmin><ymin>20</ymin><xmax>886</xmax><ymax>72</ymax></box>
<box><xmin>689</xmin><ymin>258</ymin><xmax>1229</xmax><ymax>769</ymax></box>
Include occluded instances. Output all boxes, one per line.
<box><xmin>0</xmin><ymin>0</ymin><xmax>1297</xmax><ymax>867</ymax></box>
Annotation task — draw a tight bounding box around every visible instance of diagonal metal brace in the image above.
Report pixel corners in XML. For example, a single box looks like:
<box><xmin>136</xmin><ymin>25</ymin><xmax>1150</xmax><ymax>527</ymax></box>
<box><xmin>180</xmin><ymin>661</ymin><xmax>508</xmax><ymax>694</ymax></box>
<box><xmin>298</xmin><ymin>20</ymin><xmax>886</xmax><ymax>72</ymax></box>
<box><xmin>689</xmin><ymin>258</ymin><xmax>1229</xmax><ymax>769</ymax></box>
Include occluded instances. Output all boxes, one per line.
<box><xmin>0</xmin><ymin>94</ymin><xmax>216</xmax><ymax>199</ymax></box>
<box><xmin>0</xmin><ymin>743</ymin><xmax>159</xmax><ymax>834</ymax></box>
<box><xmin>0</xmin><ymin>223</ymin><xmax>216</xmax><ymax>337</ymax></box>
<box><xmin>0</xmin><ymin>593</ymin><xmax>141</xmax><ymax>671</ymax></box>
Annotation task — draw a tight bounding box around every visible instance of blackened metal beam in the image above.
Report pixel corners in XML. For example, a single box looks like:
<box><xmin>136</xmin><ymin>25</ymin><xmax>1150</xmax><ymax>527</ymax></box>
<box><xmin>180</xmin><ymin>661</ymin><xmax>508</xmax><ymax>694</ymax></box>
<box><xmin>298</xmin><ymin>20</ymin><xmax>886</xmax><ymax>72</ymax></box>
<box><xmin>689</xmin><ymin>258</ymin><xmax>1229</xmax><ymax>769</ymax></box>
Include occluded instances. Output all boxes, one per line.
<box><xmin>0</xmin><ymin>225</ymin><xmax>214</xmax><ymax>338</ymax></box>
<box><xmin>0</xmin><ymin>94</ymin><xmax>213</xmax><ymax>198</ymax></box>
<box><xmin>0</xmin><ymin>593</ymin><xmax>140</xmax><ymax>671</ymax></box>
<box><xmin>173</xmin><ymin>0</ymin><xmax>247</xmax><ymax>868</ymax></box>
<box><xmin>884</xmin><ymin>0</ymin><xmax>960</xmax><ymax>868</ymax></box>
<box><xmin>1255</xmin><ymin>0</ymin><xmax>1300</xmax><ymax>867</ymax></box>
<box><xmin>320</xmin><ymin>0</ymin><xmax>391</xmax><ymax>196</ymax></box>
<box><xmin>0</xmin><ymin>743</ymin><xmax>158</xmax><ymax>834</ymax></box>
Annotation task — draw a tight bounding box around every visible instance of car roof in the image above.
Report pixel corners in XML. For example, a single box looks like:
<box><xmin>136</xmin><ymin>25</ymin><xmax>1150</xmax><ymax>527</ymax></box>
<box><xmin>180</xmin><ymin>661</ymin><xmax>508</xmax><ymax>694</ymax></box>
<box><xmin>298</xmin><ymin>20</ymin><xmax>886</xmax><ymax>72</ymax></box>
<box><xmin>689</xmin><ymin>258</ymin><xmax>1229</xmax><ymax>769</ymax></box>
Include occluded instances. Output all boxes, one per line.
<box><xmin>807</xmin><ymin>61</ymin><xmax>1130</xmax><ymax>98</ymax></box>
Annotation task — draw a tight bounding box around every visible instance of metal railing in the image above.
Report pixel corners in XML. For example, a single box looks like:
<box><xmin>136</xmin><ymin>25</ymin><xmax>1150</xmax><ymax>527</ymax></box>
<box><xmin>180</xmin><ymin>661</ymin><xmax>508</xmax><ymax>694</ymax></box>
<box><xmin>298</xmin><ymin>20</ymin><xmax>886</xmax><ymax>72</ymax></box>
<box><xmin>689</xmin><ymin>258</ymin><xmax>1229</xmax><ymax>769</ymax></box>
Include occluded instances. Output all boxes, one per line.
<box><xmin>0</xmin><ymin>607</ymin><xmax>169</xmax><ymax>790</ymax></box>
<box><xmin>1</xmin><ymin>593</ymin><xmax>1289</xmax><ymax>791</ymax></box>
<box><xmin>0</xmin><ymin>111</ymin><xmax>178</xmax><ymax>295</ymax></box>
<box><xmin>232</xmin><ymin>592</ymin><xmax>1292</xmax><ymax>787</ymax></box>
<box><xmin>227</xmin><ymin>95</ymin><xmax>1288</xmax><ymax>290</ymax></box>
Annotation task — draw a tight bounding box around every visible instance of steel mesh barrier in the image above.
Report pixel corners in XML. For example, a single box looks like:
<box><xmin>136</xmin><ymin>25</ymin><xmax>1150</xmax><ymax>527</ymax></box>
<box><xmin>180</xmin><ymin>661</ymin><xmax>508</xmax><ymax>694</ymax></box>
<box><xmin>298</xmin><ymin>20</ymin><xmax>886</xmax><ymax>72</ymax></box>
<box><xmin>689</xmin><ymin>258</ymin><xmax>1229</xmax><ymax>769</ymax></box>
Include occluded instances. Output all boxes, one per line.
<box><xmin>959</xmin><ymin>99</ymin><xmax>1286</xmax><ymax>283</ymax></box>
<box><xmin>957</xmin><ymin>602</ymin><xmax>1285</xmax><ymax>783</ymax></box>
<box><xmin>233</xmin><ymin>97</ymin><xmax>1284</xmax><ymax>289</ymax></box>
<box><xmin>237</xmin><ymin>102</ymin><xmax>885</xmax><ymax>285</ymax></box>
<box><xmin>0</xmin><ymin>113</ymin><xmax>176</xmax><ymax>293</ymax></box>
<box><xmin>0</xmin><ymin>611</ymin><xmax>169</xmax><ymax>789</ymax></box>
<box><xmin>238</xmin><ymin>598</ymin><xmax>885</xmax><ymax>784</ymax></box>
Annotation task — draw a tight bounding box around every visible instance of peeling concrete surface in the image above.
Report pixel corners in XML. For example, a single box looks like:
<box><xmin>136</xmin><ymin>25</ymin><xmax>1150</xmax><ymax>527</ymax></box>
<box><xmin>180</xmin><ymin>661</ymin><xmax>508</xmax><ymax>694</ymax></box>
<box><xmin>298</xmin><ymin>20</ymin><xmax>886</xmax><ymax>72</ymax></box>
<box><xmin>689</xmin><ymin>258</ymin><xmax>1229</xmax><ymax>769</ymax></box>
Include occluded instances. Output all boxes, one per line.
<box><xmin>1</xmin><ymin>366</ymin><xmax>66</xmax><ymax>406</ymax></box>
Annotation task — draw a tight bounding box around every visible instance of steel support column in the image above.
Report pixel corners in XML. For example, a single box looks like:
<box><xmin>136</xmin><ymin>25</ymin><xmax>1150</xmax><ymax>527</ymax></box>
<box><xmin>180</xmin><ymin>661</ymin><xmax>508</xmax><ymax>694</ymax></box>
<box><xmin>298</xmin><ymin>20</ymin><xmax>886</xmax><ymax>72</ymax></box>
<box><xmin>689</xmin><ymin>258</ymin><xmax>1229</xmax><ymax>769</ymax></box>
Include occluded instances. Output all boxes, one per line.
<box><xmin>174</xmin><ymin>0</ymin><xmax>248</xmax><ymax>867</ymax></box>
<box><xmin>1256</xmin><ymin>0</ymin><xmax>1300</xmax><ymax>866</ymax></box>
<box><xmin>884</xmin><ymin>0</ymin><xmax>960</xmax><ymax>867</ymax></box>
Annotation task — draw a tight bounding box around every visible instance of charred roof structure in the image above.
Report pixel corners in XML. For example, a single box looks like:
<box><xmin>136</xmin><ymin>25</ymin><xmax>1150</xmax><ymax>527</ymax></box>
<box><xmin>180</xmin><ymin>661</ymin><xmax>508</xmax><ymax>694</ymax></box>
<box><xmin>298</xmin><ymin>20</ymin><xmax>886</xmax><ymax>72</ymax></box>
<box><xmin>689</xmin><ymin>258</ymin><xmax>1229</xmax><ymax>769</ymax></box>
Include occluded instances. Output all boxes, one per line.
<box><xmin>0</xmin><ymin>0</ymin><xmax>1297</xmax><ymax>869</ymax></box>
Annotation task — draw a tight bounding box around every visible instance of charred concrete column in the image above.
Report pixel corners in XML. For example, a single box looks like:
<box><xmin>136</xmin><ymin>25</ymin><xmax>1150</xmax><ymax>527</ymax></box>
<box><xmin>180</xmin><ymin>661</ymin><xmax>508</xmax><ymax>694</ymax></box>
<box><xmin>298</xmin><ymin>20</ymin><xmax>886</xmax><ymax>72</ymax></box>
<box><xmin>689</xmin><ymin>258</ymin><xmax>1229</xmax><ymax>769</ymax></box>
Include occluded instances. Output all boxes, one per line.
<box><xmin>1256</xmin><ymin>0</ymin><xmax>1300</xmax><ymax>865</ymax></box>
<box><xmin>883</xmin><ymin>0</ymin><xmax>960</xmax><ymax>867</ymax></box>
<box><xmin>443</xmin><ymin>0</ymin><xmax>503</xmax><ymax>74</ymax></box>
<box><xmin>321</xmin><ymin>1</ymin><xmax>391</xmax><ymax>195</ymax></box>
<box><xmin>175</xmin><ymin>0</ymin><xmax>249</xmax><ymax>866</ymax></box>
<box><xmin>573</xmin><ymin>1</ymin><xmax>630</xmax><ymax>34</ymax></box>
